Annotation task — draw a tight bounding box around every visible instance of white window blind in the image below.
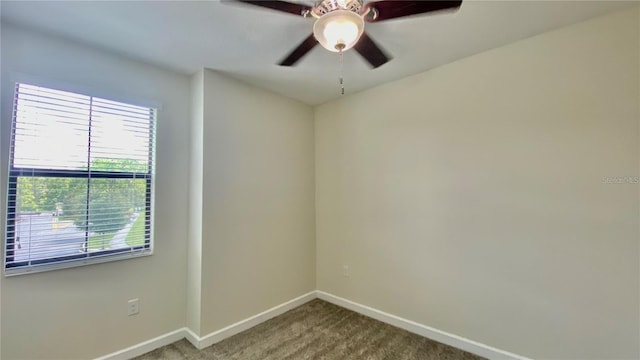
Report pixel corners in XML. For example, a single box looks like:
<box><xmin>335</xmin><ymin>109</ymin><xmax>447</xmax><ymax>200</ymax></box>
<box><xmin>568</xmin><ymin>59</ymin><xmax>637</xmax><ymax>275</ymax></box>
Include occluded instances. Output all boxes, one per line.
<box><xmin>5</xmin><ymin>83</ymin><xmax>156</xmax><ymax>275</ymax></box>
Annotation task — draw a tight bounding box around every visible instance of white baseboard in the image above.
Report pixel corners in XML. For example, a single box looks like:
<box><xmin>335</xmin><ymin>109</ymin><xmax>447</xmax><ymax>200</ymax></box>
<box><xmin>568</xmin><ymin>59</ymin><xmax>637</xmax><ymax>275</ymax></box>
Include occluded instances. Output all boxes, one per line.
<box><xmin>316</xmin><ymin>291</ymin><xmax>530</xmax><ymax>360</ymax></box>
<box><xmin>187</xmin><ymin>291</ymin><xmax>317</xmax><ymax>349</ymax></box>
<box><xmin>97</xmin><ymin>290</ymin><xmax>528</xmax><ymax>360</ymax></box>
<box><xmin>95</xmin><ymin>291</ymin><xmax>315</xmax><ymax>359</ymax></box>
<box><xmin>183</xmin><ymin>327</ymin><xmax>201</xmax><ymax>349</ymax></box>
<box><xmin>95</xmin><ymin>328</ymin><xmax>187</xmax><ymax>360</ymax></box>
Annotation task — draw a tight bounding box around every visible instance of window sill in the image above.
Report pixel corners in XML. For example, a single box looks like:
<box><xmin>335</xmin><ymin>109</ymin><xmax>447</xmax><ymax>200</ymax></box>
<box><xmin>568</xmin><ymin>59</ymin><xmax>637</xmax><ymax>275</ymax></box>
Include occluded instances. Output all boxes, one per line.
<box><xmin>4</xmin><ymin>248</ymin><xmax>153</xmax><ymax>277</ymax></box>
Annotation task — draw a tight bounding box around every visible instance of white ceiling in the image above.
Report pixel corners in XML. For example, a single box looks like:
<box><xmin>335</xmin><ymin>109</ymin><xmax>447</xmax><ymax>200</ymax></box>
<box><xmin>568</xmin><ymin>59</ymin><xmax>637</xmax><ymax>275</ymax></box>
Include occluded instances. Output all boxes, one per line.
<box><xmin>0</xmin><ymin>0</ymin><xmax>633</xmax><ymax>105</ymax></box>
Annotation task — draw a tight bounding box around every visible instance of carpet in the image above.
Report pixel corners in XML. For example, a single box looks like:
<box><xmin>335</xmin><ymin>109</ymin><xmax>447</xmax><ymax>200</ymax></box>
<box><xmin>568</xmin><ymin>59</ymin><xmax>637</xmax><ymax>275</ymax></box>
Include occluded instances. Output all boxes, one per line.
<box><xmin>134</xmin><ymin>299</ymin><xmax>485</xmax><ymax>359</ymax></box>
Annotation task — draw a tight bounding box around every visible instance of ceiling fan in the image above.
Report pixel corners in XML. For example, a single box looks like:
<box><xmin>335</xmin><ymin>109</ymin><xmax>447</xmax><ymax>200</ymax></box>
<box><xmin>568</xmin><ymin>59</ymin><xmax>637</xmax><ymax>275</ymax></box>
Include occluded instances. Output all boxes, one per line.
<box><xmin>227</xmin><ymin>0</ymin><xmax>463</xmax><ymax>68</ymax></box>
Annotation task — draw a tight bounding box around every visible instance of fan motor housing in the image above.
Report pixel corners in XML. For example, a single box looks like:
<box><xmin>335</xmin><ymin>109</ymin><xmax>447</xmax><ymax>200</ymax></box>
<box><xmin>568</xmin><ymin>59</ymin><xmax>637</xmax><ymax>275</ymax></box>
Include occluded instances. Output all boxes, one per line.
<box><xmin>311</xmin><ymin>0</ymin><xmax>363</xmax><ymax>18</ymax></box>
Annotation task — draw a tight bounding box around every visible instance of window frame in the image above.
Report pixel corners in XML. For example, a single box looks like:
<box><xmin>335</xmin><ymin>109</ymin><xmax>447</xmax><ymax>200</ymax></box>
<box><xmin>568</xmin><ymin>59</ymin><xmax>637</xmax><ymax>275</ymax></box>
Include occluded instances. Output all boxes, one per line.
<box><xmin>4</xmin><ymin>82</ymin><xmax>156</xmax><ymax>276</ymax></box>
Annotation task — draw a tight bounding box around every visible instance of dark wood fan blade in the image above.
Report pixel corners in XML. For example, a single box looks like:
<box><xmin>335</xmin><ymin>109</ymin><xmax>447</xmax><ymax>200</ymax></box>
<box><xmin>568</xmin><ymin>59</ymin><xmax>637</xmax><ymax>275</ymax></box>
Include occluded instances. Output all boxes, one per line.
<box><xmin>279</xmin><ymin>34</ymin><xmax>318</xmax><ymax>66</ymax></box>
<box><xmin>364</xmin><ymin>0</ymin><xmax>462</xmax><ymax>22</ymax></box>
<box><xmin>232</xmin><ymin>0</ymin><xmax>311</xmax><ymax>16</ymax></box>
<box><xmin>353</xmin><ymin>32</ymin><xmax>390</xmax><ymax>68</ymax></box>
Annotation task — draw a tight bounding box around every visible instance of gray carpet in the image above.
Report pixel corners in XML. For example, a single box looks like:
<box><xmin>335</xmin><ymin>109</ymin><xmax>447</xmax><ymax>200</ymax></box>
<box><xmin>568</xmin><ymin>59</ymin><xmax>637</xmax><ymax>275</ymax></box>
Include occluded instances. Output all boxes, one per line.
<box><xmin>134</xmin><ymin>299</ymin><xmax>485</xmax><ymax>360</ymax></box>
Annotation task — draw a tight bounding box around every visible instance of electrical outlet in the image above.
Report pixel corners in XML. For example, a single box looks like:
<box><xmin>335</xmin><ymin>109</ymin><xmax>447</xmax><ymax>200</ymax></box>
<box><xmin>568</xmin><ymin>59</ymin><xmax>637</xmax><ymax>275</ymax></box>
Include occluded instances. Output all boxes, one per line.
<box><xmin>127</xmin><ymin>298</ymin><xmax>139</xmax><ymax>316</ymax></box>
<box><xmin>343</xmin><ymin>265</ymin><xmax>350</xmax><ymax>277</ymax></box>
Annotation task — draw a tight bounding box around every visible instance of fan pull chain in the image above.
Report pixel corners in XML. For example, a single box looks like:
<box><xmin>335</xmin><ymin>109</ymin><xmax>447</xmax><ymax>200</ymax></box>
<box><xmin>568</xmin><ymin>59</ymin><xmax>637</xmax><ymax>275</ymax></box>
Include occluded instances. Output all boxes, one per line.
<box><xmin>339</xmin><ymin>49</ymin><xmax>345</xmax><ymax>96</ymax></box>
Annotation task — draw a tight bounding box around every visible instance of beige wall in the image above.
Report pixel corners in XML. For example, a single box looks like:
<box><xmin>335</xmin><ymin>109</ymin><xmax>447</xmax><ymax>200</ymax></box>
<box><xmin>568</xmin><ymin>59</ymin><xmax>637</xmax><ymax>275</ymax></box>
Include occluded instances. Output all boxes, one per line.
<box><xmin>0</xmin><ymin>25</ymin><xmax>191</xmax><ymax>359</ymax></box>
<box><xmin>199</xmin><ymin>70</ymin><xmax>316</xmax><ymax>334</ymax></box>
<box><xmin>0</xmin><ymin>24</ymin><xmax>317</xmax><ymax>358</ymax></box>
<box><xmin>315</xmin><ymin>8</ymin><xmax>639</xmax><ymax>359</ymax></box>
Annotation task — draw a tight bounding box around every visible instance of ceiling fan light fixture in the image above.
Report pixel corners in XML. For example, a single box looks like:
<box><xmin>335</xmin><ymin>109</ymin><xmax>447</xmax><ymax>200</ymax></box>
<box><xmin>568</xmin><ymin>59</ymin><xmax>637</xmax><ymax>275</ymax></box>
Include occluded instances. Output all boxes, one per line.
<box><xmin>313</xmin><ymin>10</ymin><xmax>364</xmax><ymax>52</ymax></box>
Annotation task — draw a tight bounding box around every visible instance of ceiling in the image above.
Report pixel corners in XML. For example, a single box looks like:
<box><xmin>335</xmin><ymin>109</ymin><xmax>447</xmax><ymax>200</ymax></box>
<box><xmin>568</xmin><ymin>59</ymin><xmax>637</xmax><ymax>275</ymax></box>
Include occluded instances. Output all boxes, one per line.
<box><xmin>0</xmin><ymin>0</ymin><xmax>633</xmax><ymax>105</ymax></box>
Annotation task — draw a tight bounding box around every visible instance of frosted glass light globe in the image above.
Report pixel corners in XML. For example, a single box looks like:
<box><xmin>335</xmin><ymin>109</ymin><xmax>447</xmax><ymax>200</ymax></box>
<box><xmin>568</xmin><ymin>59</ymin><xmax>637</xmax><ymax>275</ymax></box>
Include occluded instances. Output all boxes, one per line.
<box><xmin>313</xmin><ymin>10</ymin><xmax>364</xmax><ymax>52</ymax></box>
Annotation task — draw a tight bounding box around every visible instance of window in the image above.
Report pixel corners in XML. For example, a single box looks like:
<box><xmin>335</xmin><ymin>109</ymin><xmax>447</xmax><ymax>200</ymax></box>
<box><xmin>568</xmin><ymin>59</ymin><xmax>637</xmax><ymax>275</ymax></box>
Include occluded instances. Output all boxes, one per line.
<box><xmin>5</xmin><ymin>83</ymin><xmax>156</xmax><ymax>275</ymax></box>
